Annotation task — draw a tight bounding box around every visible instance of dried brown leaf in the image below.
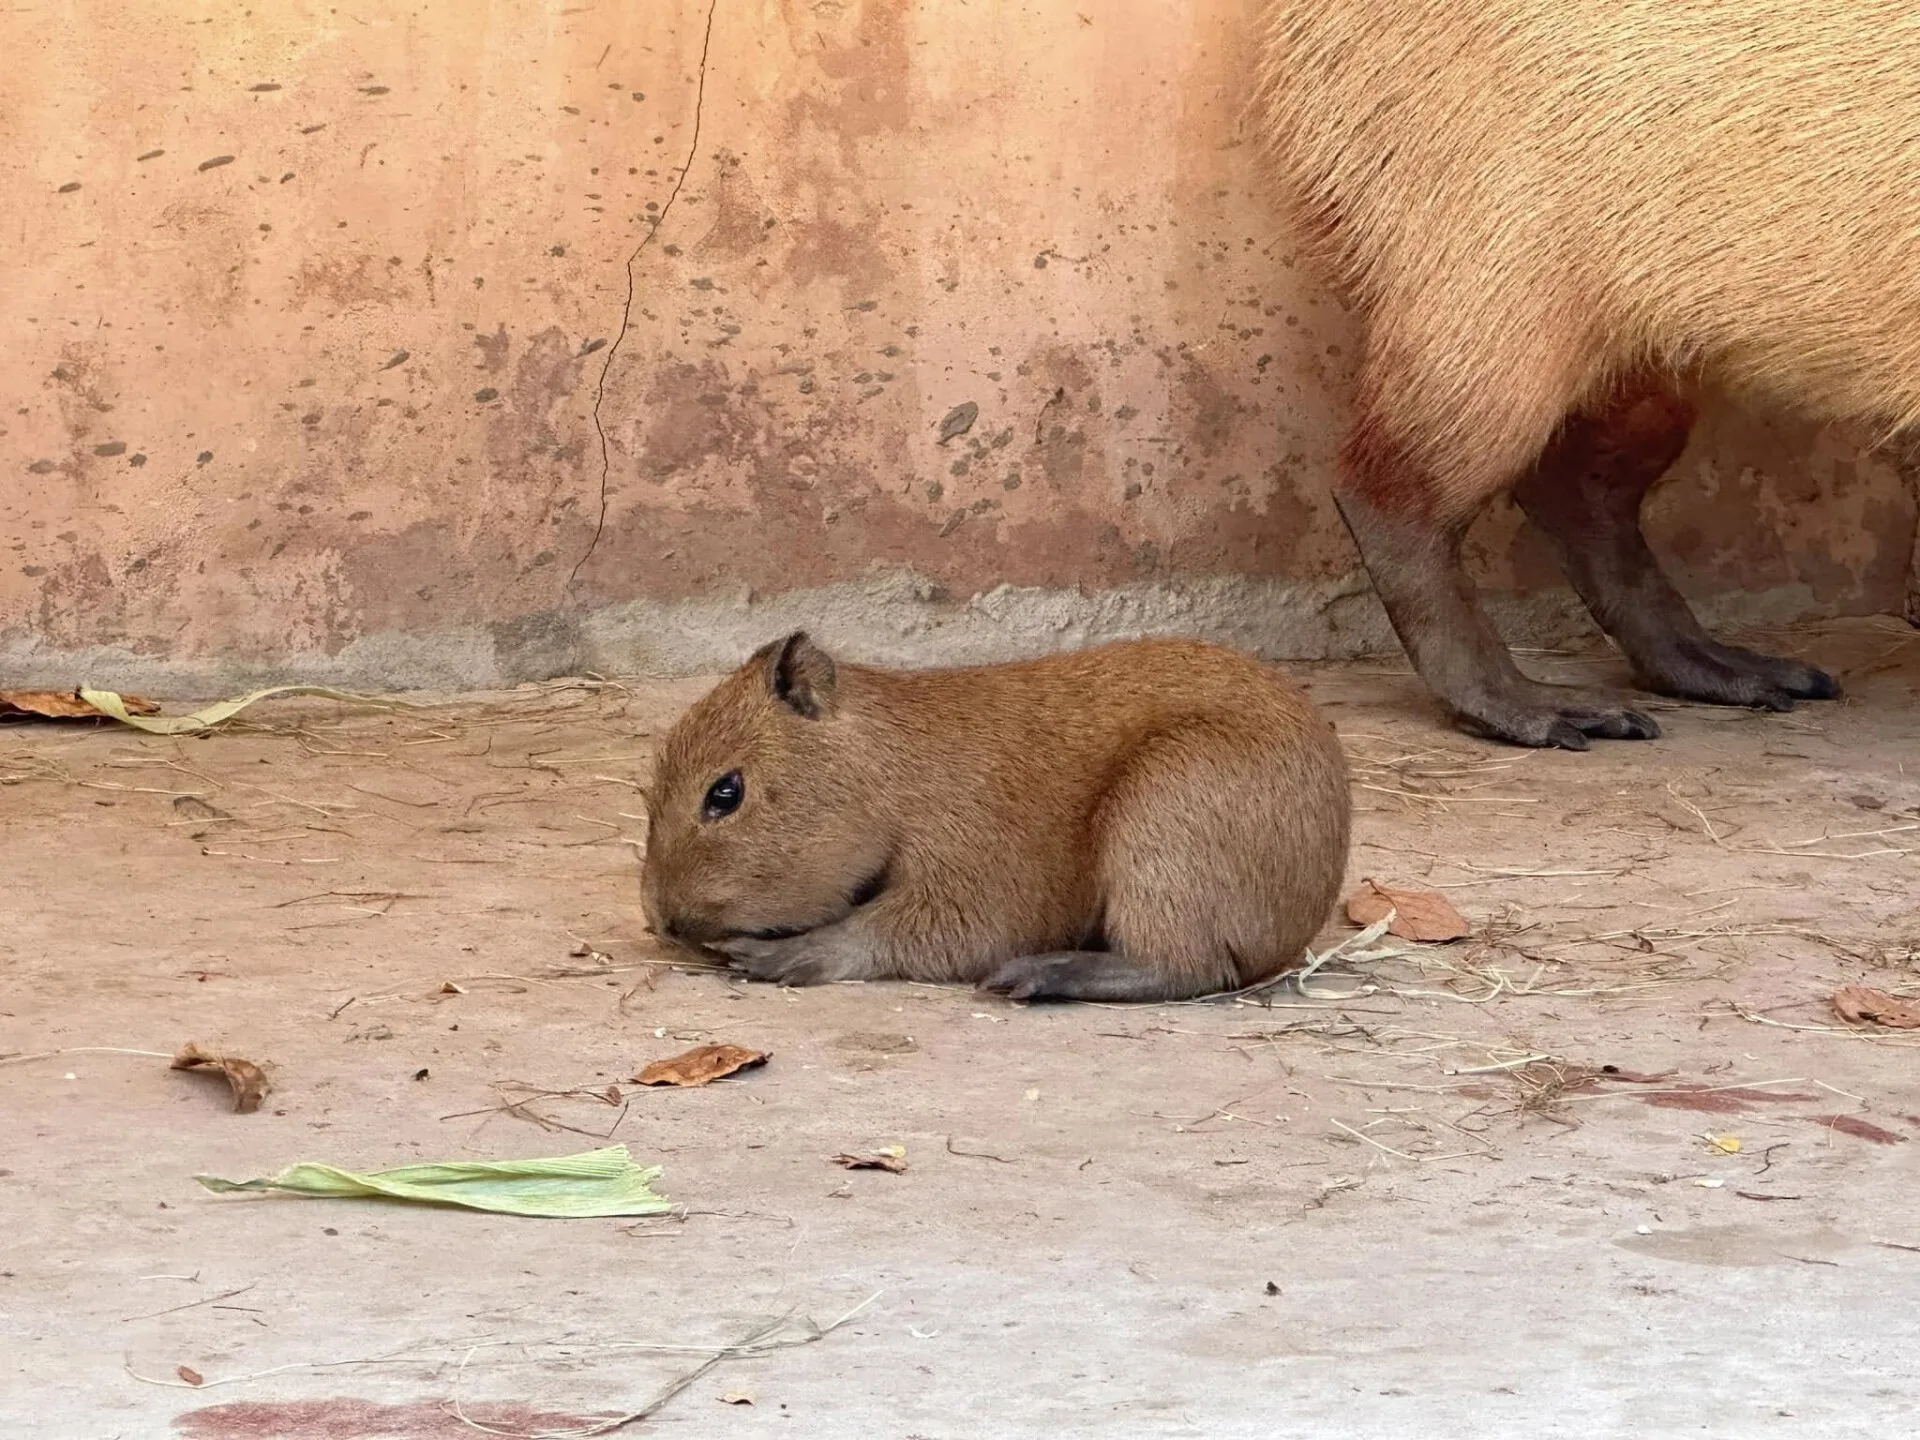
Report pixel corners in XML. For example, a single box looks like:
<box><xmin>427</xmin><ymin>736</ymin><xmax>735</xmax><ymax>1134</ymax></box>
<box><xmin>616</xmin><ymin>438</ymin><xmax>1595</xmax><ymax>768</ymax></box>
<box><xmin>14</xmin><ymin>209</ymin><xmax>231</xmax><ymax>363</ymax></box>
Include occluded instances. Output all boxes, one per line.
<box><xmin>0</xmin><ymin>689</ymin><xmax>159</xmax><ymax>720</ymax></box>
<box><xmin>1831</xmin><ymin>986</ymin><xmax>1920</xmax><ymax>1029</ymax></box>
<box><xmin>633</xmin><ymin>1043</ymin><xmax>769</xmax><ymax>1088</ymax></box>
<box><xmin>171</xmin><ymin>1043</ymin><xmax>270</xmax><ymax>1114</ymax></box>
<box><xmin>832</xmin><ymin>1146</ymin><xmax>907</xmax><ymax>1173</ymax></box>
<box><xmin>1344</xmin><ymin>879</ymin><xmax>1470</xmax><ymax>942</ymax></box>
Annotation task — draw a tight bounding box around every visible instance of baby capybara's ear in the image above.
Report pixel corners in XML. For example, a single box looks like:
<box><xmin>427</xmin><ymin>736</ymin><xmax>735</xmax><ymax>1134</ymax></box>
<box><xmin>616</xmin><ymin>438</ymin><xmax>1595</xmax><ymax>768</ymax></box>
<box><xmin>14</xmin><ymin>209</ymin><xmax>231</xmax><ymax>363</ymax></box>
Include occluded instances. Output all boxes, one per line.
<box><xmin>761</xmin><ymin>631</ymin><xmax>838</xmax><ymax>720</ymax></box>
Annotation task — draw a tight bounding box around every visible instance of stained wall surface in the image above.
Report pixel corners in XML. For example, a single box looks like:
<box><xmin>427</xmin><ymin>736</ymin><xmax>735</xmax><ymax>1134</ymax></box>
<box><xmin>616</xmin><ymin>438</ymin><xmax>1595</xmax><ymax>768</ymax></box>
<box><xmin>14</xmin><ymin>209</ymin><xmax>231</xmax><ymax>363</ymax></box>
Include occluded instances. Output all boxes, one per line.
<box><xmin>2</xmin><ymin>1</ymin><xmax>1914</xmax><ymax>689</ymax></box>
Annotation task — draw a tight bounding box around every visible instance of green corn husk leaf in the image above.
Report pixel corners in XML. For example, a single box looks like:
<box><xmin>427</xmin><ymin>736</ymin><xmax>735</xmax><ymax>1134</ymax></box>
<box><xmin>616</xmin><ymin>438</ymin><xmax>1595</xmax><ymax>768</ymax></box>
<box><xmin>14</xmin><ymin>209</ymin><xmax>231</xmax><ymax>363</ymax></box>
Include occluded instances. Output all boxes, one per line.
<box><xmin>193</xmin><ymin>1145</ymin><xmax>671</xmax><ymax>1218</ymax></box>
<box><xmin>79</xmin><ymin>684</ymin><xmax>424</xmax><ymax>735</ymax></box>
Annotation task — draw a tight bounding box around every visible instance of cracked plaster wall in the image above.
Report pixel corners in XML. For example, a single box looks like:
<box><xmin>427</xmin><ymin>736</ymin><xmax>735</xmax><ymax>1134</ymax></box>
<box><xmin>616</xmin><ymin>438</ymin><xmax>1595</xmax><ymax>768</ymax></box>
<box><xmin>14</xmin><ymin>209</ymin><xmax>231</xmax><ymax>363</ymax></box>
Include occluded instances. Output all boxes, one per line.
<box><xmin>2</xmin><ymin>0</ymin><xmax>1914</xmax><ymax>693</ymax></box>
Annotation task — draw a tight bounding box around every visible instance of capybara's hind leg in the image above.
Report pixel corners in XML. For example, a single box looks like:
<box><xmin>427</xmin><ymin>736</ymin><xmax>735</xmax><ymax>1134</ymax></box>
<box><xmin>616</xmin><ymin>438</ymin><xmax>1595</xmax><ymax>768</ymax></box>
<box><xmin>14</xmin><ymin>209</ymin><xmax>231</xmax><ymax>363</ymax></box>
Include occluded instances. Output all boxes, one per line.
<box><xmin>982</xmin><ymin>723</ymin><xmax>1345</xmax><ymax>1003</ymax></box>
<box><xmin>979</xmin><ymin>950</ymin><xmax>1199</xmax><ymax>1003</ymax></box>
<box><xmin>1514</xmin><ymin>380</ymin><xmax>1840</xmax><ymax>710</ymax></box>
<box><xmin>1338</xmin><ymin>382</ymin><xmax>1661</xmax><ymax>751</ymax></box>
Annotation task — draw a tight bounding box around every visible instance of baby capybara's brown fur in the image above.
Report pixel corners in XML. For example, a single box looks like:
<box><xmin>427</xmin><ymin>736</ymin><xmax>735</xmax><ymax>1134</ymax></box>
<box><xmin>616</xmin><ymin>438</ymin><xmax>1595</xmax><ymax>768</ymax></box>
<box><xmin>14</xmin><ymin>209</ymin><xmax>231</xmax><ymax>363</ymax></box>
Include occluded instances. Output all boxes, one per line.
<box><xmin>640</xmin><ymin>633</ymin><xmax>1350</xmax><ymax>1003</ymax></box>
<box><xmin>1253</xmin><ymin>0</ymin><xmax>1910</xmax><ymax>749</ymax></box>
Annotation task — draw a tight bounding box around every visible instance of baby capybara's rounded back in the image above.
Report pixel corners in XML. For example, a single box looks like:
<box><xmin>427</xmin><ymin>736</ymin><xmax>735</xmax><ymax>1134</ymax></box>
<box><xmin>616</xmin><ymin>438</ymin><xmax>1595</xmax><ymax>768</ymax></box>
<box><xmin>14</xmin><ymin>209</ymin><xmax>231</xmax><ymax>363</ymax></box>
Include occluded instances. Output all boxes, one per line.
<box><xmin>1255</xmin><ymin>0</ymin><xmax>1920</xmax><ymax>479</ymax></box>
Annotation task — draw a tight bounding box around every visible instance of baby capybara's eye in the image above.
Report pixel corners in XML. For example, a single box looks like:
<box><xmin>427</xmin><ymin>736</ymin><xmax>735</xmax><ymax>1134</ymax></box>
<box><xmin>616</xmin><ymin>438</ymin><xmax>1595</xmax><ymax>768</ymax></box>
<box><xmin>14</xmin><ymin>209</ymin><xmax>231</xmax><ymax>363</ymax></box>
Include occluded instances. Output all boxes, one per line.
<box><xmin>702</xmin><ymin>770</ymin><xmax>744</xmax><ymax>820</ymax></box>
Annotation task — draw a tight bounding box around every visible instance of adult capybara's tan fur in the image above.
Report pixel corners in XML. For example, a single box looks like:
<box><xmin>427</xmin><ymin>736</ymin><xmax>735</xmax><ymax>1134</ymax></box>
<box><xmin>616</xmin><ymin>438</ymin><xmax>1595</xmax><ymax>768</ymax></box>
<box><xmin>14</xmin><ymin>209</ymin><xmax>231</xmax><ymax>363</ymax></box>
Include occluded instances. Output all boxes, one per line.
<box><xmin>640</xmin><ymin>633</ymin><xmax>1350</xmax><ymax>1003</ymax></box>
<box><xmin>1254</xmin><ymin>1</ymin><xmax>1901</xmax><ymax>750</ymax></box>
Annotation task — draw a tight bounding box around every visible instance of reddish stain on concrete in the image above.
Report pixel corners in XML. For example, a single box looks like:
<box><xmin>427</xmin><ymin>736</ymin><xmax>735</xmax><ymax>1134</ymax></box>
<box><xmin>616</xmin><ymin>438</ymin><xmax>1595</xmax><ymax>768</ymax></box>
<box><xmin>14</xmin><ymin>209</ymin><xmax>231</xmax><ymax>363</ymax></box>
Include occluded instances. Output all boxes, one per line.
<box><xmin>1804</xmin><ymin>1114</ymin><xmax>1907</xmax><ymax>1145</ymax></box>
<box><xmin>175</xmin><ymin>1398</ymin><xmax>605</xmax><ymax>1439</ymax></box>
<box><xmin>1641</xmin><ymin>1086</ymin><xmax>1817</xmax><ymax>1114</ymax></box>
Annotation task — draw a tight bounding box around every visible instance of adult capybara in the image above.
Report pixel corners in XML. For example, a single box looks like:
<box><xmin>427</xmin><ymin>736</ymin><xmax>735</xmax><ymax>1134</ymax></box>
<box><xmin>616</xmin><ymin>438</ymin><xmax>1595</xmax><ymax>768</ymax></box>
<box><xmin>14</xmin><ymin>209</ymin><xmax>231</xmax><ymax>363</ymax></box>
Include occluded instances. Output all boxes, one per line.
<box><xmin>1252</xmin><ymin>0</ymin><xmax>1917</xmax><ymax>748</ymax></box>
<box><xmin>640</xmin><ymin>632</ymin><xmax>1350</xmax><ymax>1002</ymax></box>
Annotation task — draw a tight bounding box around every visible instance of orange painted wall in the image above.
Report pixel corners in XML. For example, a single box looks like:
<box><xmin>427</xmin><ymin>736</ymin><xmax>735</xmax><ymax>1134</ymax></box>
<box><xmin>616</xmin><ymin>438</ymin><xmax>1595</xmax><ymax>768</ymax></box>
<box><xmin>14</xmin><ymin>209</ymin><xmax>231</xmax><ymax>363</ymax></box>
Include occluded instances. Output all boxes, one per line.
<box><xmin>2</xmin><ymin>1</ymin><xmax>1911</xmax><ymax>683</ymax></box>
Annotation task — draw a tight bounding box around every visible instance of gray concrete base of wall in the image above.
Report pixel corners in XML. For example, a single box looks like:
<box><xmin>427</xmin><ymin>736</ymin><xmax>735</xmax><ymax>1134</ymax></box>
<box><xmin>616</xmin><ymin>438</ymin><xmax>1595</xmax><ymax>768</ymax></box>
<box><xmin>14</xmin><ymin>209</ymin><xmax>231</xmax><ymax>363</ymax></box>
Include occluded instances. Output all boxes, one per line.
<box><xmin>0</xmin><ymin>568</ymin><xmax>1856</xmax><ymax>698</ymax></box>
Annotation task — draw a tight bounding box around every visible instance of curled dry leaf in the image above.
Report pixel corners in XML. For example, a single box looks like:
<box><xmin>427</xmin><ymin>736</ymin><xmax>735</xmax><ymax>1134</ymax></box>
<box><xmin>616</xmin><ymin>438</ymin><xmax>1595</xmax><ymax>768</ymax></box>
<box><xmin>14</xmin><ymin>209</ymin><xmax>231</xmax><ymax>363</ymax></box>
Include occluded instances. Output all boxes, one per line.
<box><xmin>833</xmin><ymin>1145</ymin><xmax>907</xmax><ymax>1173</ymax></box>
<box><xmin>1831</xmin><ymin>986</ymin><xmax>1920</xmax><ymax>1030</ymax></box>
<box><xmin>719</xmin><ymin>1392</ymin><xmax>756</xmax><ymax>1406</ymax></box>
<box><xmin>1344</xmin><ymin>879</ymin><xmax>1470</xmax><ymax>943</ymax></box>
<box><xmin>172</xmin><ymin>1043</ymin><xmax>270</xmax><ymax>1115</ymax></box>
<box><xmin>0</xmin><ymin>689</ymin><xmax>160</xmax><ymax>720</ymax></box>
<box><xmin>634</xmin><ymin>1043</ymin><xmax>769</xmax><ymax>1088</ymax></box>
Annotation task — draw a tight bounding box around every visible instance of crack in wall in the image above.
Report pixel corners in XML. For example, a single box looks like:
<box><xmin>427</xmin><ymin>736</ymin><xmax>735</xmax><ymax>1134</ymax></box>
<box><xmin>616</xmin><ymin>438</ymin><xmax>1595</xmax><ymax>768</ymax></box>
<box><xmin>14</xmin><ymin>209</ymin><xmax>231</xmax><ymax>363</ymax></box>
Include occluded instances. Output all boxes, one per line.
<box><xmin>568</xmin><ymin>0</ymin><xmax>721</xmax><ymax>593</ymax></box>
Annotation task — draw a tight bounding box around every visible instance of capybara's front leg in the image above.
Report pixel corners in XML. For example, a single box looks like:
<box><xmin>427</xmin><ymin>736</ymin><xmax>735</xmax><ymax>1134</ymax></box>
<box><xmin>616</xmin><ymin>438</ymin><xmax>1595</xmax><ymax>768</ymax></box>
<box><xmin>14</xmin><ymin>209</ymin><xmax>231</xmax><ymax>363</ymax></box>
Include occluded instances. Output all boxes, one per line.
<box><xmin>708</xmin><ymin>918</ymin><xmax>884</xmax><ymax>987</ymax></box>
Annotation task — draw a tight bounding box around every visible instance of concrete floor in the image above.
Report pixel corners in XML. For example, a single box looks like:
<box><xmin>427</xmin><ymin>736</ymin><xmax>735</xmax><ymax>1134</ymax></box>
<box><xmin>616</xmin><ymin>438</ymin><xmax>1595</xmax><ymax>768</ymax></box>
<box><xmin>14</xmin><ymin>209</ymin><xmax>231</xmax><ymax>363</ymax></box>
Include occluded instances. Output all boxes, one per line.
<box><xmin>4</xmin><ymin>619</ymin><xmax>1919</xmax><ymax>1439</ymax></box>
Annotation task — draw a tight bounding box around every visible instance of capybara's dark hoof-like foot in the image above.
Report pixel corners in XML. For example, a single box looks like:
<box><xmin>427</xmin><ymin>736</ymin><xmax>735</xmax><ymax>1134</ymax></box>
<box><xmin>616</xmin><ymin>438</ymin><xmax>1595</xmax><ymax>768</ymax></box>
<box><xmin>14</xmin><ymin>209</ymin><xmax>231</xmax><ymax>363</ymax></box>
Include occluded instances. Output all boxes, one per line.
<box><xmin>1451</xmin><ymin>680</ymin><xmax>1661</xmax><ymax>752</ymax></box>
<box><xmin>1635</xmin><ymin>639</ymin><xmax>1839</xmax><ymax>712</ymax></box>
